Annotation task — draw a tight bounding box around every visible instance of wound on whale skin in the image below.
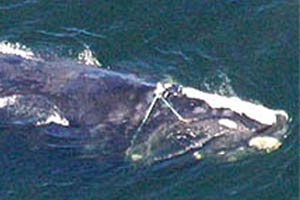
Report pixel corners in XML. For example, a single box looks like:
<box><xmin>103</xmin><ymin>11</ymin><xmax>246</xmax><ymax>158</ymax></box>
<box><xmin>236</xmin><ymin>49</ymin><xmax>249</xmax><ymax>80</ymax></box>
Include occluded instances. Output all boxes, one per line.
<box><xmin>0</xmin><ymin>51</ymin><xmax>289</xmax><ymax>165</ymax></box>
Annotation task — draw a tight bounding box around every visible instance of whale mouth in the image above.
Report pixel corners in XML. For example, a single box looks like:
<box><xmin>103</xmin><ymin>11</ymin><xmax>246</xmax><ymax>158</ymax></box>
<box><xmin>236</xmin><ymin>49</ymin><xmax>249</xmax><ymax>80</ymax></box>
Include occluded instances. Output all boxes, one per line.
<box><xmin>126</xmin><ymin>83</ymin><xmax>289</xmax><ymax>164</ymax></box>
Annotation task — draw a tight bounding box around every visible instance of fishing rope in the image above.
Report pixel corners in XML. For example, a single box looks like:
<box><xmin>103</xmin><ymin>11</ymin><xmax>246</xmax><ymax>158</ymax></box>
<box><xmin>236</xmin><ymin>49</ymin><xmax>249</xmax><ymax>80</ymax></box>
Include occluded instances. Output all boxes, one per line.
<box><xmin>127</xmin><ymin>82</ymin><xmax>189</xmax><ymax>158</ymax></box>
<box><xmin>136</xmin><ymin>82</ymin><xmax>187</xmax><ymax>134</ymax></box>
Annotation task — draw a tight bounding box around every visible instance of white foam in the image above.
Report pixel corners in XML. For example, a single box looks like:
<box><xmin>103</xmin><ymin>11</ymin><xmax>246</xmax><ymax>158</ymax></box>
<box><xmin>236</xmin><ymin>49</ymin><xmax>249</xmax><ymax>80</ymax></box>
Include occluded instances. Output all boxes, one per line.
<box><xmin>181</xmin><ymin>87</ymin><xmax>288</xmax><ymax>125</ymax></box>
<box><xmin>78</xmin><ymin>46</ymin><xmax>102</xmax><ymax>67</ymax></box>
<box><xmin>0</xmin><ymin>41</ymin><xmax>36</xmax><ymax>60</ymax></box>
<box><xmin>203</xmin><ymin>71</ymin><xmax>237</xmax><ymax>97</ymax></box>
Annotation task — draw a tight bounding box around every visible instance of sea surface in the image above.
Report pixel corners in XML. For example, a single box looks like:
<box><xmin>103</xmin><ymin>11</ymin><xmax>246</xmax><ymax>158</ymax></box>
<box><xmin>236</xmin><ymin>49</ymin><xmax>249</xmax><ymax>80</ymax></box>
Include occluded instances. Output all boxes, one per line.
<box><xmin>0</xmin><ymin>0</ymin><xmax>298</xmax><ymax>200</ymax></box>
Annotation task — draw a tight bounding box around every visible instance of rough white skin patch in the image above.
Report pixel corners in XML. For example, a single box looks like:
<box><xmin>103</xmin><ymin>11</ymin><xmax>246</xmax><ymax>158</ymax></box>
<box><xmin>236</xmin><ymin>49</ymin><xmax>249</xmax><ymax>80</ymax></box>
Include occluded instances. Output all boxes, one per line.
<box><xmin>218</xmin><ymin>118</ymin><xmax>238</xmax><ymax>129</ymax></box>
<box><xmin>36</xmin><ymin>111</ymin><xmax>69</xmax><ymax>126</ymax></box>
<box><xmin>193</xmin><ymin>151</ymin><xmax>203</xmax><ymax>160</ymax></box>
<box><xmin>0</xmin><ymin>41</ymin><xmax>36</xmax><ymax>60</ymax></box>
<box><xmin>248</xmin><ymin>136</ymin><xmax>281</xmax><ymax>150</ymax></box>
<box><xmin>131</xmin><ymin>154</ymin><xmax>143</xmax><ymax>161</ymax></box>
<box><xmin>0</xmin><ymin>95</ymin><xmax>19</xmax><ymax>108</ymax></box>
<box><xmin>181</xmin><ymin>87</ymin><xmax>288</xmax><ymax>125</ymax></box>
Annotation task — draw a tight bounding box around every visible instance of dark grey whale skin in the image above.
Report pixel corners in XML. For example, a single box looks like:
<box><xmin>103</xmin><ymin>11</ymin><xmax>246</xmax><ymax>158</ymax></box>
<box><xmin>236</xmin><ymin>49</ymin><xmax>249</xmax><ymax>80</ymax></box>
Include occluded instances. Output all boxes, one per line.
<box><xmin>0</xmin><ymin>53</ymin><xmax>159</xmax><ymax>161</ymax></box>
<box><xmin>0</xmin><ymin>53</ymin><xmax>155</xmax><ymax>127</ymax></box>
<box><xmin>0</xmin><ymin>53</ymin><xmax>285</xmax><ymax>164</ymax></box>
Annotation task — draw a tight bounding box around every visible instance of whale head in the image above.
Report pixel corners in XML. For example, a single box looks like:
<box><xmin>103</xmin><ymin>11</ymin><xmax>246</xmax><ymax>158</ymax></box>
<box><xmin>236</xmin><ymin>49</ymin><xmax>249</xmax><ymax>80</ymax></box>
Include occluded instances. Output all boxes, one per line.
<box><xmin>126</xmin><ymin>83</ymin><xmax>289</xmax><ymax>164</ymax></box>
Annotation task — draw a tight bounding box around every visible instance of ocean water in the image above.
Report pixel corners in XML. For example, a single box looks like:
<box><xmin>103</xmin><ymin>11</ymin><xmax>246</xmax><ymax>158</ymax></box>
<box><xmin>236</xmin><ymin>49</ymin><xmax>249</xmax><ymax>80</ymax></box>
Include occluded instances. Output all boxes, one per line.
<box><xmin>0</xmin><ymin>0</ymin><xmax>298</xmax><ymax>200</ymax></box>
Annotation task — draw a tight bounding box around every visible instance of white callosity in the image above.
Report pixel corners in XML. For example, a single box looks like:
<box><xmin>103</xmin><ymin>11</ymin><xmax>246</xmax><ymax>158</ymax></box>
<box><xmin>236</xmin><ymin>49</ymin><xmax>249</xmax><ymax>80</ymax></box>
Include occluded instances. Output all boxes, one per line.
<box><xmin>248</xmin><ymin>136</ymin><xmax>281</xmax><ymax>150</ymax></box>
<box><xmin>181</xmin><ymin>87</ymin><xmax>288</xmax><ymax>125</ymax></box>
<box><xmin>218</xmin><ymin>118</ymin><xmax>238</xmax><ymax>129</ymax></box>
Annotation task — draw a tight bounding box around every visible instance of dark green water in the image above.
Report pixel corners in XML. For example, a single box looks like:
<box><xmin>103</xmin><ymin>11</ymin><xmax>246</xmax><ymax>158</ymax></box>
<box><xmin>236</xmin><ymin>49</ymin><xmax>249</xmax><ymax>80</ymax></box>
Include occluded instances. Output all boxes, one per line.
<box><xmin>0</xmin><ymin>0</ymin><xmax>298</xmax><ymax>199</ymax></box>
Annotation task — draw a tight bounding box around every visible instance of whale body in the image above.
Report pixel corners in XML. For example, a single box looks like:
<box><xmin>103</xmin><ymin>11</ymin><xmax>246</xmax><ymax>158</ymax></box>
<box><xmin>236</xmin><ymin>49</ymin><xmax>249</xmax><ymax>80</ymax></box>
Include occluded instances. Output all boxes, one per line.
<box><xmin>0</xmin><ymin>53</ymin><xmax>289</xmax><ymax>164</ymax></box>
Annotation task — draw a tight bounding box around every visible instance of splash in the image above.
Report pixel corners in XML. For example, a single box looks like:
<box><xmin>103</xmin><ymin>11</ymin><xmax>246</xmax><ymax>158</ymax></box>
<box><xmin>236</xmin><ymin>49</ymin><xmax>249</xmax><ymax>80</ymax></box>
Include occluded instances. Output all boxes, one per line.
<box><xmin>0</xmin><ymin>40</ymin><xmax>102</xmax><ymax>67</ymax></box>
<box><xmin>77</xmin><ymin>45</ymin><xmax>102</xmax><ymax>67</ymax></box>
<box><xmin>0</xmin><ymin>41</ymin><xmax>36</xmax><ymax>60</ymax></box>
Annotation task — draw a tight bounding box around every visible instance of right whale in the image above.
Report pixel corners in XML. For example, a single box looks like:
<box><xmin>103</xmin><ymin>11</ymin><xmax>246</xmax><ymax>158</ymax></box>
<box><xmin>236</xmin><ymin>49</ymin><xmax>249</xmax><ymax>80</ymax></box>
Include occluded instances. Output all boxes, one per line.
<box><xmin>0</xmin><ymin>52</ymin><xmax>289</xmax><ymax>164</ymax></box>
